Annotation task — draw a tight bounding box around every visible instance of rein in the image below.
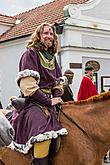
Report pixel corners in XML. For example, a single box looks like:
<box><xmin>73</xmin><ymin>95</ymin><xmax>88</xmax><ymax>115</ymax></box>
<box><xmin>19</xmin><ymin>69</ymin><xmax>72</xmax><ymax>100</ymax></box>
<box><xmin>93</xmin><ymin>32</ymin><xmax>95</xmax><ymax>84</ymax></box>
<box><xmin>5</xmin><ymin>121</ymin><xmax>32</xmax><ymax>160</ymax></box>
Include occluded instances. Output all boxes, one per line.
<box><xmin>56</xmin><ymin>105</ymin><xmax>88</xmax><ymax>136</ymax></box>
<box><xmin>60</xmin><ymin>107</ymin><xmax>97</xmax><ymax>152</ymax></box>
<box><xmin>60</xmin><ymin>109</ymin><xmax>98</xmax><ymax>152</ymax></box>
<box><xmin>60</xmin><ymin>108</ymin><xmax>89</xmax><ymax>137</ymax></box>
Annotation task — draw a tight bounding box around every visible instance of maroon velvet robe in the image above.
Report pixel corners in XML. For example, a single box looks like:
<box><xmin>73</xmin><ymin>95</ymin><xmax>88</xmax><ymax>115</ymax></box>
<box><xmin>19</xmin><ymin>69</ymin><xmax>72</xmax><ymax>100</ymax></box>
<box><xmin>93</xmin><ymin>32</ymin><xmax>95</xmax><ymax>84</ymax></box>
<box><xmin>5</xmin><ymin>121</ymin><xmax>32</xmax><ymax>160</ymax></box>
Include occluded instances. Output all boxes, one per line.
<box><xmin>11</xmin><ymin>48</ymin><xmax>67</xmax><ymax>153</ymax></box>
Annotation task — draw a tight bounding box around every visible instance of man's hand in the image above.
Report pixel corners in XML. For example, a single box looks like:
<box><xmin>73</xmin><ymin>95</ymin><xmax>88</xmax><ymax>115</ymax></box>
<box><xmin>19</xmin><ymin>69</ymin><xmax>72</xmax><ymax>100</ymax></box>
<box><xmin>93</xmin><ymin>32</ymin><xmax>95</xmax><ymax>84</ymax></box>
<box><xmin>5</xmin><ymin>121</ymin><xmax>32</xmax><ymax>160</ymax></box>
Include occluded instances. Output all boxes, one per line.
<box><xmin>51</xmin><ymin>97</ymin><xmax>63</xmax><ymax>106</ymax></box>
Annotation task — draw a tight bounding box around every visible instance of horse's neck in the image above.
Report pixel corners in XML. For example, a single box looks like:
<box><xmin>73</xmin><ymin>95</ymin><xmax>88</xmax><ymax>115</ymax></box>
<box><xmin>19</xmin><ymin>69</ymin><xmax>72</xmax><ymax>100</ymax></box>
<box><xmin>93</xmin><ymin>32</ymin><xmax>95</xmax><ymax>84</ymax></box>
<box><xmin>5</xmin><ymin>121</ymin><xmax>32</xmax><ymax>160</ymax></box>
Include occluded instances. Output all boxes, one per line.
<box><xmin>78</xmin><ymin>101</ymin><xmax>110</xmax><ymax>150</ymax></box>
<box><xmin>62</xmin><ymin>101</ymin><xmax>110</xmax><ymax>148</ymax></box>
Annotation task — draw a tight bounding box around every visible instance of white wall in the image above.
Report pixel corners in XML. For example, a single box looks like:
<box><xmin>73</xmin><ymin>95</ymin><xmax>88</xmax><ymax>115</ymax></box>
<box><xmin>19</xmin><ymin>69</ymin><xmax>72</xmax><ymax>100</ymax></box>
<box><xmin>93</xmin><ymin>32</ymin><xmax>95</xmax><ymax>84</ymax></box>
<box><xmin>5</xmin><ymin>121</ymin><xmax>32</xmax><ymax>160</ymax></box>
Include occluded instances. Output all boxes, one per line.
<box><xmin>1</xmin><ymin>0</ymin><xmax>110</xmax><ymax>105</ymax></box>
<box><xmin>0</xmin><ymin>37</ymin><xmax>29</xmax><ymax>107</ymax></box>
<box><xmin>60</xmin><ymin>46</ymin><xmax>110</xmax><ymax>100</ymax></box>
<box><xmin>82</xmin><ymin>56</ymin><xmax>110</xmax><ymax>92</ymax></box>
<box><xmin>82</xmin><ymin>0</ymin><xmax>110</xmax><ymax>20</ymax></box>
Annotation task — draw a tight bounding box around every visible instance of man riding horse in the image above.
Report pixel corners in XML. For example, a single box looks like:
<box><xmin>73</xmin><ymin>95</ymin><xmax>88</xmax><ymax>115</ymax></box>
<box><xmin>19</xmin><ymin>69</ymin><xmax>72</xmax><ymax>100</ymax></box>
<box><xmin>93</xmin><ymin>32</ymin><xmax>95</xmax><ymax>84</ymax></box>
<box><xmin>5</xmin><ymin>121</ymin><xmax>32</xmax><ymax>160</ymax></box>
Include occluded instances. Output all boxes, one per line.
<box><xmin>9</xmin><ymin>23</ymin><xmax>68</xmax><ymax>165</ymax></box>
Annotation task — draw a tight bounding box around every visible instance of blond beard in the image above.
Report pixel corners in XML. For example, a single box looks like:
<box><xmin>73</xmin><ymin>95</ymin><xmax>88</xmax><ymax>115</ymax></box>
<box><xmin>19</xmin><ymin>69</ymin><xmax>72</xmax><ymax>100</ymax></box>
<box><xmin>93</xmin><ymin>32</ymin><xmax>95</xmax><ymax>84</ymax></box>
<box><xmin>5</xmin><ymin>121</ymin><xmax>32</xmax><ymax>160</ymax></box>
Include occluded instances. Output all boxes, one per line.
<box><xmin>44</xmin><ymin>40</ymin><xmax>53</xmax><ymax>49</ymax></box>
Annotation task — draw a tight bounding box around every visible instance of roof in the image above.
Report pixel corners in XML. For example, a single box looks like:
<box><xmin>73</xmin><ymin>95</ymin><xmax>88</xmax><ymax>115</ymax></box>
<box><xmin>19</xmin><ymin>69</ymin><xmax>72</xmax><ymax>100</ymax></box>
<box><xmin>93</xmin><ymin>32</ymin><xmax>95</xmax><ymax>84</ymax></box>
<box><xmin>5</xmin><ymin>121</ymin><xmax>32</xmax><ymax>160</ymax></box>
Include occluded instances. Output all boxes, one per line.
<box><xmin>0</xmin><ymin>0</ymin><xmax>88</xmax><ymax>43</ymax></box>
<box><xmin>0</xmin><ymin>14</ymin><xmax>16</xmax><ymax>26</ymax></box>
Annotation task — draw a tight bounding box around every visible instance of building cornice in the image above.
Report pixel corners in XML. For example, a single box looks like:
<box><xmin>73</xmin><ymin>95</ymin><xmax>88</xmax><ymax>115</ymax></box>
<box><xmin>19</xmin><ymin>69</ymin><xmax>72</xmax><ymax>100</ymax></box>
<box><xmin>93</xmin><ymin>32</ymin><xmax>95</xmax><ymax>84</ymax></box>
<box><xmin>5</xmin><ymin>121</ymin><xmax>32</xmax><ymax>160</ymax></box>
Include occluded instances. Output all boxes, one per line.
<box><xmin>61</xmin><ymin>45</ymin><xmax>110</xmax><ymax>54</ymax></box>
<box><xmin>63</xmin><ymin>0</ymin><xmax>110</xmax><ymax>31</ymax></box>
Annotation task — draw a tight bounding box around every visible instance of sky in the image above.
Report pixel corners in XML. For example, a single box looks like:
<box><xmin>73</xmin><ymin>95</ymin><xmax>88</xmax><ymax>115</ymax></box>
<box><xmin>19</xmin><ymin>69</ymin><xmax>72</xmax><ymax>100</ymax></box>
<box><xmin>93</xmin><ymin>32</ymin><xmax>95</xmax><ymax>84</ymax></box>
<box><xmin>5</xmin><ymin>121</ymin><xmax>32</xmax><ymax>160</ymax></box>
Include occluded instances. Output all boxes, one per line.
<box><xmin>0</xmin><ymin>0</ymin><xmax>54</xmax><ymax>16</ymax></box>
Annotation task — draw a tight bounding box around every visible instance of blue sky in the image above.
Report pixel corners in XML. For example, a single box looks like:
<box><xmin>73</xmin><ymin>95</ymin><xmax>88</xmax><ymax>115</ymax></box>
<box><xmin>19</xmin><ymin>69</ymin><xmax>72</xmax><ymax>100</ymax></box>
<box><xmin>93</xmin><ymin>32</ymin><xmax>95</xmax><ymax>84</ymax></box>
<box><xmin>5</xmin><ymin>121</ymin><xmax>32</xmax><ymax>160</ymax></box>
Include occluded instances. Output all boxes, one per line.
<box><xmin>0</xmin><ymin>0</ymin><xmax>54</xmax><ymax>16</ymax></box>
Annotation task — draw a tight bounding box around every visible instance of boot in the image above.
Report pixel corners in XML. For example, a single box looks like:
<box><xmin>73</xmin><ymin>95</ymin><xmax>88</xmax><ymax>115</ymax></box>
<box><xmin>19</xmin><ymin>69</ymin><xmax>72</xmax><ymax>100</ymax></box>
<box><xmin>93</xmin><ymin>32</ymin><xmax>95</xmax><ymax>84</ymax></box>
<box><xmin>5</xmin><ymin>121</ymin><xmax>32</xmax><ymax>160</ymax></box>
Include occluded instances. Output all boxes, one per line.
<box><xmin>49</xmin><ymin>136</ymin><xmax>61</xmax><ymax>158</ymax></box>
<box><xmin>33</xmin><ymin>156</ymin><xmax>51</xmax><ymax>165</ymax></box>
<box><xmin>48</xmin><ymin>158</ymin><xmax>53</xmax><ymax>165</ymax></box>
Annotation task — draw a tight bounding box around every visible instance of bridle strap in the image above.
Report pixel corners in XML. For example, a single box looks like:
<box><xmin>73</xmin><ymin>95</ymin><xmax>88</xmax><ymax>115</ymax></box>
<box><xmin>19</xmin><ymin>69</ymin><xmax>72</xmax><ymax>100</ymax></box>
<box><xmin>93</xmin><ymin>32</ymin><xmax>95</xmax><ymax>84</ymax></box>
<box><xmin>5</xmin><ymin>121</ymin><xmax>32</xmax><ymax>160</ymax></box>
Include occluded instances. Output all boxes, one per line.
<box><xmin>60</xmin><ymin>109</ymin><xmax>97</xmax><ymax>146</ymax></box>
<box><xmin>60</xmin><ymin>108</ymin><xmax>98</xmax><ymax>154</ymax></box>
<box><xmin>60</xmin><ymin>109</ymin><xmax>89</xmax><ymax>137</ymax></box>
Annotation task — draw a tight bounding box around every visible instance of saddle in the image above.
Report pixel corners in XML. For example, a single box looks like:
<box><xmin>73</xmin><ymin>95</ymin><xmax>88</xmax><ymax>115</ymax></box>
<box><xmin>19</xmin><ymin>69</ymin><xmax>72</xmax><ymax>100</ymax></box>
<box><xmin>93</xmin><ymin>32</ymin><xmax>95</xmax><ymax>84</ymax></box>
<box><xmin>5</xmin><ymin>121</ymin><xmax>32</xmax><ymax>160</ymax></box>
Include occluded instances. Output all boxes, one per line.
<box><xmin>11</xmin><ymin>97</ymin><xmax>30</xmax><ymax>112</ymax></box>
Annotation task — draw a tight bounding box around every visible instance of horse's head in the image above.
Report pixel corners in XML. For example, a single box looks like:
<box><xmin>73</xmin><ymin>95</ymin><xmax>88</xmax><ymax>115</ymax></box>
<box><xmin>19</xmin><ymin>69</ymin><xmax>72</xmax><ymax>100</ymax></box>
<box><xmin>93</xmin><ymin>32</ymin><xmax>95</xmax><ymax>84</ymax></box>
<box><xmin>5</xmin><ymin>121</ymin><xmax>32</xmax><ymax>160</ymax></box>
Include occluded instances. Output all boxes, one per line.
<box><xmin>0</xmin><ymin>110</ymin><xmax>14</xmax><ymax>147</ymax></box>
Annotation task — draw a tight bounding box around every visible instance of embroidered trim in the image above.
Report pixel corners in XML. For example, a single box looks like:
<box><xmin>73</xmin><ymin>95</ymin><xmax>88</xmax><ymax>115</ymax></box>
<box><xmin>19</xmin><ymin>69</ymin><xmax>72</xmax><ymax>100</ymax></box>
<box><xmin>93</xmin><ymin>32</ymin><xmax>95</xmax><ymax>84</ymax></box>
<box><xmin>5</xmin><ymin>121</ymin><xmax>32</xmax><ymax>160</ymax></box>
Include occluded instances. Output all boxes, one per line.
<box><xmin>17</xmin><ymin>69</ymin><xmax>40</xmax><ymax>82</ymax></box>
<box><xmin>39</xmin><ymin>52</ymin><xmax>55</xmax><ymax>70</ymax></box>
<box><xmin>8</xmin><ymin>128</ymin><xmax>68</xmax><ymax>154</ymax></box>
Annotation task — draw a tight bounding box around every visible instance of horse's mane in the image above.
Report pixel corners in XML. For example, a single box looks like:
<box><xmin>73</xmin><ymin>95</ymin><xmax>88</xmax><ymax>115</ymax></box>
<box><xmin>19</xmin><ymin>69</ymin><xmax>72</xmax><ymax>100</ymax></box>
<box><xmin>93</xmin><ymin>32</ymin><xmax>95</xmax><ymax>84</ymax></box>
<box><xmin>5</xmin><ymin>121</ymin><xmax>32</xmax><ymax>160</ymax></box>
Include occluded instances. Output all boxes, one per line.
<box><xmin>73</xmin><ymin>91</ymin><xmax>110</xmax><ymax>105</ymax></box>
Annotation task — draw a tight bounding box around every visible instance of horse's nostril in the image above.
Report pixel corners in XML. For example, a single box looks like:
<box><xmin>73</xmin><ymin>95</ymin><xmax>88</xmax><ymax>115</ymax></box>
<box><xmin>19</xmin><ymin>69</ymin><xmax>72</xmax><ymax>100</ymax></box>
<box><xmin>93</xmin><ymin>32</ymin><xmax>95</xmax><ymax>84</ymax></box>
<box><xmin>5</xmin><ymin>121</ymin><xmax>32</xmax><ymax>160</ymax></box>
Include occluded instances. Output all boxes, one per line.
<box><xmin>8</xmin><ymin>128</ymin><xmax>15</xmax><ymax>139</ymax></box>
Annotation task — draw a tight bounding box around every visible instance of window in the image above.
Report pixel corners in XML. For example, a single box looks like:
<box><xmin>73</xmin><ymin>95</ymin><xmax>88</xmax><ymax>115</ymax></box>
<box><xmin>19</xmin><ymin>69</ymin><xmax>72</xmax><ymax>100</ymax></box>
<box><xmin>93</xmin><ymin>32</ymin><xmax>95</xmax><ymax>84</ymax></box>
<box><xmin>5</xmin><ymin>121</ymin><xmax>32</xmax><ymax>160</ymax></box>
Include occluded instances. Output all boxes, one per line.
<box><xmin>101</xmin><ymin>76</ymin><xmax>110</xmax><ymax>92</ymax></box>
<box><xmin>93</xmin><ymin>72</ymin><xmax>98</xmax><ymax>90</ymax></box>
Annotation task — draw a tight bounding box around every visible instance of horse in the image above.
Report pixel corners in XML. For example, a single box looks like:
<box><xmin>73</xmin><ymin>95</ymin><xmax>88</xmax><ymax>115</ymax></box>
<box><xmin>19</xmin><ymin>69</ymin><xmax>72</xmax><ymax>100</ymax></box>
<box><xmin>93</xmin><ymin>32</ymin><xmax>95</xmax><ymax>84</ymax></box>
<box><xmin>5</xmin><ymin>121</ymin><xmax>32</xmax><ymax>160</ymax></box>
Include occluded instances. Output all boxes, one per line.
<box><xmin>1</xmin><ymin>92</ymin><xmax>110</xmax><ymax>165</ymax></box>
<box><xmin>0</xmin><ymin>110</ymin><xmax>14</xmax><ymax>147</ymax></box>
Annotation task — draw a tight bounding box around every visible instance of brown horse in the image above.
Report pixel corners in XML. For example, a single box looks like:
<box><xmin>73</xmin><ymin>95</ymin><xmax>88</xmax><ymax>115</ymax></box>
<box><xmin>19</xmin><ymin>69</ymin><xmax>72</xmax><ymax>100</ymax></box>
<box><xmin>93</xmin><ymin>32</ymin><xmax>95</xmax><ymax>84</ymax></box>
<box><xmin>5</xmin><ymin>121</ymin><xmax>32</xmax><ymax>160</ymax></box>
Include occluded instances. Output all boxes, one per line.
<box><xmin>1</xmin><ymin>92</ymin><xmax>110</xmax><ymax>165</ymax></box>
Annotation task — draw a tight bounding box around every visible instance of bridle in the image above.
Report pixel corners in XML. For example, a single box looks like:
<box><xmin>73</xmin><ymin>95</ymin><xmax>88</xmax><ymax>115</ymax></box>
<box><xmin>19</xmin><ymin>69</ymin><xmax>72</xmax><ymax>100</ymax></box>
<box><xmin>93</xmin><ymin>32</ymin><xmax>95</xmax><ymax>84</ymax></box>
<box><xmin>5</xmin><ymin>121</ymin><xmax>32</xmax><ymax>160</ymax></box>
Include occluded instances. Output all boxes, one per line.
<box><xmin>60</xmin><ymin>108</ymin><xmax>89</xmax><ymax>138</ymax></box>
<box><xmin>60</xmin><ymin>107</ymin><xmax>98</xmax><ymax>153</ymax></box>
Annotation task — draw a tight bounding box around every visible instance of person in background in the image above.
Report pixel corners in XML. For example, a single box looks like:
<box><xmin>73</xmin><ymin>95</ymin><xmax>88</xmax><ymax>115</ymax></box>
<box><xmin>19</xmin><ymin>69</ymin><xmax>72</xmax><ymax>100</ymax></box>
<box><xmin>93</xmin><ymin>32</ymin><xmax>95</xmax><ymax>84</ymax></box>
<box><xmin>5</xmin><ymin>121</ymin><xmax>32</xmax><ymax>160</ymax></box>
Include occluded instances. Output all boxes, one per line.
<box><xmin>10</xmin><ymin>22</ymin><xmax>68</xmax><ymax>165</ymax></box>
<box><xmin>77</xmin><ymin>65</ymin><xmax>98</xmax><ymax>101</ymax></box>
<box><xmin>61</xmin><ymin>69</ymin><xmax>74</xmax><ymax>102</ymax></box>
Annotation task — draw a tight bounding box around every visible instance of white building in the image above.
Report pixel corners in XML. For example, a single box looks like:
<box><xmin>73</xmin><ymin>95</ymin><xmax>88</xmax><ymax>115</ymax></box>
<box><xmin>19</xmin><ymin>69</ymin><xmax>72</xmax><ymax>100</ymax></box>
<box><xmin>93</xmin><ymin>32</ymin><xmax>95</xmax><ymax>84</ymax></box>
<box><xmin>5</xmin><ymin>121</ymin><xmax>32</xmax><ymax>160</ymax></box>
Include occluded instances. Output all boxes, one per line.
<box><xmin>60</xmin><ymin>0</ymin><xmax>110</xmax><ymax>99</ymax></box>
<box><xmin>0</xmin><ymin>0</ymin><xmax>110</xmax><ymax>107</ymax></box>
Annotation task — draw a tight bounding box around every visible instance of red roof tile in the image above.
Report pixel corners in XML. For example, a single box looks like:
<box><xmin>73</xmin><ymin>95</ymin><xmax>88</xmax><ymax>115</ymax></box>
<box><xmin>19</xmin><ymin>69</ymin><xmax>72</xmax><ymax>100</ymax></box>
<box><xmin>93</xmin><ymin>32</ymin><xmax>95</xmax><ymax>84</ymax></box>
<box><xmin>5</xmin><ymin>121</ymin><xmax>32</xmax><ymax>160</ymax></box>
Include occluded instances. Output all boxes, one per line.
<box><xmin>0</xmin><ymin>14</ymin><xmax>16</xmax><ymax>25</ymax></box>
<box><xmin>0</xmin><ymin>0</ymin><xmax>88</xmax><ymax>42</ymax></box>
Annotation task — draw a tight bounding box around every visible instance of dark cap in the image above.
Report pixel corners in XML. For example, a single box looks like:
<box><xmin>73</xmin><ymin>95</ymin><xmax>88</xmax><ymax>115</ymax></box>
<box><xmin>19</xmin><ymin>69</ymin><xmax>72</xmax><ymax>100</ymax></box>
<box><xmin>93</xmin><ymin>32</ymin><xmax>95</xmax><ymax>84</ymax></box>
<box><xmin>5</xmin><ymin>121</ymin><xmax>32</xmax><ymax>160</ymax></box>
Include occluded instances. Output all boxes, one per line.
<box><xmin>85</xmin><ymin>65</ymin><xmax>94</xmax><ymax>71</ymax></box>
<box><xmin>64</xmin><ymin>69</ymin><xmax>74</xmax><ymax>76</ymax></box>
<box><xmin>64</xmin><ymin>69</ymin><xmax>74</xmax><ymax>84</ymax></box>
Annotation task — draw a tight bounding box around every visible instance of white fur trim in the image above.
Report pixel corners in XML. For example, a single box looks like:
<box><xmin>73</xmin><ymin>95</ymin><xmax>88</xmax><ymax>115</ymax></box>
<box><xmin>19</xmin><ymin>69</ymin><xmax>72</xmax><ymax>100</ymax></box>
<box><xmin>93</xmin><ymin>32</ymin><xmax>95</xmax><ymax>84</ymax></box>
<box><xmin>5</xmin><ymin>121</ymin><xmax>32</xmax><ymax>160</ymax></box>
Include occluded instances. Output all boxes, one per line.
<box><xmin>60</xmin><ymin>76</ymin><xmax>68</xmax><ymax>86</ymax></box>
<box><xmin>17</xmin><ymin>69</ymin><xmax>40</xmax><ymax>83</ymax></box>
<box><xmin>8</xmin><ymin>137</ymin><xmax>33</xmax><ymax>154</ymax></box>
<box><xmin>56</xmin><ymin>128</ymin><xmax>68</xmax><ymax>135</ymax></box>
<box><xmin>8</xmin><ymin>128</ymin><xmax>68</xmax><ymax>154</ymax></box>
